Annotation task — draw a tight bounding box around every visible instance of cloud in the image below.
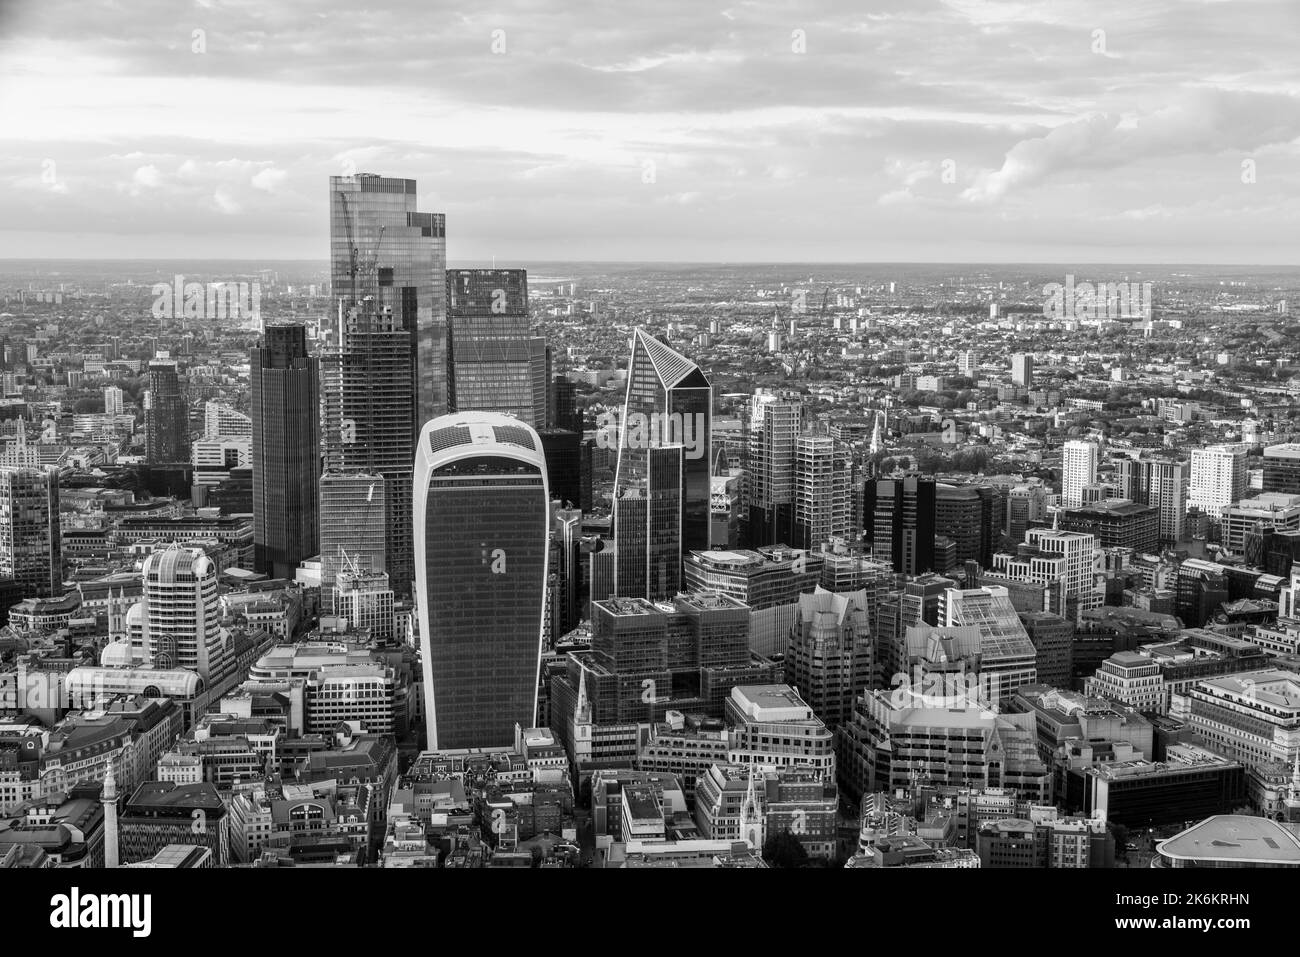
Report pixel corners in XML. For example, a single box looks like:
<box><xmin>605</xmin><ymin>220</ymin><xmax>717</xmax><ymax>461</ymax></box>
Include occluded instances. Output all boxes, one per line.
<box><xmin>0</xmin><ymin>0</ymin><xmax>1298</xmax><ymax>259</ymax></box>
<box><xmin>962</xmin><ymin>89</ymin><xmax>1300</xmax><ymax>203</ymax></box>
<box><xmin>251</xmin><ymin>167</ymin><xmax>287</xmax><ymax>192</ymax></box>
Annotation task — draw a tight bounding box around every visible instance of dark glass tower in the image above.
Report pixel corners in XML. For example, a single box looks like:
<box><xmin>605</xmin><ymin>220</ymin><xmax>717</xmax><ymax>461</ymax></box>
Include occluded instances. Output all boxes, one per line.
<box><xmin>446</xmin><ymin>268</ymin><xmax>548</xmax><ymax>429</ymax></box>
<box><xmin>251</xmin><ymin>324</ymin><xmax>319</xmax><ymax>579</ymax></box>
<box><xmin>612</xmin><ymin>329</ymin><xmax>712</xmax><ymax>599</ymax></box>
<box><xmin>865</xmin><ymin>476</ymin><xmax>937</xmax><ymax>575</ymax></box>
<box><xmin>414</xmin><ymin>411</ymin><xmax>550</xmax><ymax>749</ymax></box>
<box><xmin>144</xmin><ymin>360</ymin><xmax>189</xmax><ymax>464</ymax></box>
<box><xmin>614</xmin><ymin>445</ymin><xmax>684</xmax><ymax>601</ymax></box>
<box><xmin>538</xmin><ymin>427</ymin><xmax>581</xmax><ymax>510</ymax></box>
<box><xmin>329</xmin><ymin>173</ymin><xmax>447</xmax><ymax>431</ymax></box>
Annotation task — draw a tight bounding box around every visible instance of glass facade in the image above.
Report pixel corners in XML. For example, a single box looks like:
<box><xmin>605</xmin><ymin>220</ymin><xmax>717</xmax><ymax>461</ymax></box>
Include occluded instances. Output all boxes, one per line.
<box><xmin>612</xmin><ymin>330</ymin><xmax>712</xmax><ymax>599</ymax></box>
<box><xmin>446</xmin><ymin>268</ymin><xmax>547</xmax><ymax>429</ymax></box>
<box><xmin>415</xmin><ymin>413</ymin><xmax>549</xmax><ymax>750</ymax></box>
<box><xmin>251</xmin><ymin>324</ymin><xmax>319</xmax><ymax>580</ymax></box>
<box><xmin>328</xmin><ymin>174</ymin><xmax>447</xmax><ymax>431</ymax></box>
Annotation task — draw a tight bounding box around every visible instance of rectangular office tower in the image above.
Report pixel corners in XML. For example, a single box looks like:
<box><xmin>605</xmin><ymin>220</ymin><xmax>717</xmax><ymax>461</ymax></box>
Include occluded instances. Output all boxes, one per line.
<box><xmin>614</xmin><ymin>445</ymin><xmax>684</xmax><ymax>600</ymax></box>
<box><xmin>612</xmin><ymin>329</ymin><xmax>712</xmax><ymax>599</ymax></box>
<box><xmin>328</xmin><ymin>173</ymin><xmax>447</xmax><ymax>430</ymax></box>
<box><xmin>0</xmin><ymin>466</ymin><xmax>61</xmax><ymax>597</ymax></box>
<box><xmin>144</xmin><ymin>360</ymin><xmax>189</xmax><ymax>464</ymax></box>
<box><xmin>414</xmin><ymin>411</ymin><xmax>550</xmax><ymax>750</ymax></box>
<box><xmin>865</xmin><ymin>476</ymin><xmax>936</xmax><ymax>575</ymax></box>
<box><xmin>446</xmin><ymin>268</ymin><xmax>548</xmax><ymax>429</ymax></box>
<box><xmin>321</xmin><ymin>303</ymin><xmax>416</xmax><ymax>598</ymax></box>
<box><xmin>251</xmin><ymin>324</ymin><xmax>319</xmax><ymax>580</ymax></box>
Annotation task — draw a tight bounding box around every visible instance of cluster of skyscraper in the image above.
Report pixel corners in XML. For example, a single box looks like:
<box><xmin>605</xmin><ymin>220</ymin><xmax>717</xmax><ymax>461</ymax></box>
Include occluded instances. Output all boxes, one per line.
<box><xmin>240</xmin><ymin>174</ymin><xmax>674</xmax><ymax>753</ymax></box>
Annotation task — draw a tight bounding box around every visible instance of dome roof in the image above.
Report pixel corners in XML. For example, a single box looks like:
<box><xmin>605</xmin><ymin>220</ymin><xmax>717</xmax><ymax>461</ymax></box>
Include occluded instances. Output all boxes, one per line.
<box><xmin>100</xmin><ymin>639</ymin><xmax>133</xmax><ymax>667</ymax></box>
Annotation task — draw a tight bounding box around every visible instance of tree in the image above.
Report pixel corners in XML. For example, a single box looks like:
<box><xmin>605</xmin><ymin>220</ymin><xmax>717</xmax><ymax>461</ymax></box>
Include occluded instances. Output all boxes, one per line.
<box><xmin>762</xmin><ymin>830</ymin><xmax>810</xmax><ymax>868</ymax></box>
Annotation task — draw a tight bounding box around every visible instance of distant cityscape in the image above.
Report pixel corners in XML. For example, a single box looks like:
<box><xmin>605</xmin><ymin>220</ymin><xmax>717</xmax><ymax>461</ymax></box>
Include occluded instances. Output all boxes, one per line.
<box><xmin>0</xmin><ymin>170</ymin><xmax>1299</xmax><ymax>875</ymax></box>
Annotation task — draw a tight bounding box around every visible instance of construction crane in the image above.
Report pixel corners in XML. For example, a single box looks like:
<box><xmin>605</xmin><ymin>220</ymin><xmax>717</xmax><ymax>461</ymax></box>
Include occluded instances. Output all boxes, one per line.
<box><xmin>336</xmin><ymin>189</ymin><xmax>360</xmax><ymax>305</ymax></box>
<box><xmin>335</xmin><ymin>192</ymin><xmax>385</xmax><ymax>308</ymax></box>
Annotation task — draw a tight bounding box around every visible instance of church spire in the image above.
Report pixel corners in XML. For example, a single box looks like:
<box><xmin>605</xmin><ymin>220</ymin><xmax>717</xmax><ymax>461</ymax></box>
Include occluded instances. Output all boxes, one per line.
<box><xmin>576</xmin><ymin>665</ymin><xmax>590</xmax><ymax>721</ymax></box>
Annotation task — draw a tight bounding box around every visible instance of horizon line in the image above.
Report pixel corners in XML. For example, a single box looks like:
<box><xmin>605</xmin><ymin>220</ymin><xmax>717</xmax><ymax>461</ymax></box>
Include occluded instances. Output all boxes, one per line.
<box><xmin>0</xmin><ymin>258</ymin><xmax>1297</xmax><ymax>269</ymax></box>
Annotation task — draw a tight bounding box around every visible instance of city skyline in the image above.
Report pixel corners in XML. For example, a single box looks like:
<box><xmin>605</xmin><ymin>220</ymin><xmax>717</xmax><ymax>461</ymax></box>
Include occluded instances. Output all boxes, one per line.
<box><xmin>2</xmin><ymin>1</ymin><xmax>1299</xmax><ymax>263</ymax></box>
<box><xmin>6</xmin><ymin>0</ymin><xmax>1300</xmax><ymax>901</ymax></box>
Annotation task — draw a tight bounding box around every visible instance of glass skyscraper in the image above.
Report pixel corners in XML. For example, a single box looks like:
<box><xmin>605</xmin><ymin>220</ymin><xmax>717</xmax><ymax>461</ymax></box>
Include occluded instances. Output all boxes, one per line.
<box><xmin>414</xmin><ymin>411</ymin><xmax>550</xmax><ymax>749</ymax></box>
<box><xmin>250</xmin><ymin>324</ymin><xmax>319</xmax><ymax>580</ymax></box>
<box><xmin>328</xmin><ymin>173</ymin><xmax>447</xmax><ymax>430</ymax></box>
<box><xmin>446</xmin><ymin>268</ymin><xmax>548</xmax><ymax>429</ymax></box>
<box><xmin>614</xmin><ymin>445</ymin><xmax>684</xmax><ymax>600</ymax></box>
<box><xmin>612</xmin><ymin>329</ymin><xmax>712</xmax><ymax>599</ymax></box>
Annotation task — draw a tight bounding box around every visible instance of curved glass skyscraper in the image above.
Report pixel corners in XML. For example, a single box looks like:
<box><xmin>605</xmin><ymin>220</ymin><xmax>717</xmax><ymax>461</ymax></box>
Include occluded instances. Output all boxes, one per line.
<box><xmin>414</xmin><ymin>411</ymin><xmax>550</xmax><ymax>749</ymax></box>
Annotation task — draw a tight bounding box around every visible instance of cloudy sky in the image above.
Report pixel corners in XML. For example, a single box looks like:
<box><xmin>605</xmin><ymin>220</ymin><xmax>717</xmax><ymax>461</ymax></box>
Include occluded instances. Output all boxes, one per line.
<box><xmin>1</xmin><ymin>0</ymin><xmax>1298</xmax><ymax>262</ymax></box>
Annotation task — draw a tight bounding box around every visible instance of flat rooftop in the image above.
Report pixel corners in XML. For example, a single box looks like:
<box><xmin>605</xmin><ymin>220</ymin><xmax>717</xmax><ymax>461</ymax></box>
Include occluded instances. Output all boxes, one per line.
<box><xmin>1158</xmin><ymin>815</ymin><xmax>1300</xmax><ymax>865</ymax></box>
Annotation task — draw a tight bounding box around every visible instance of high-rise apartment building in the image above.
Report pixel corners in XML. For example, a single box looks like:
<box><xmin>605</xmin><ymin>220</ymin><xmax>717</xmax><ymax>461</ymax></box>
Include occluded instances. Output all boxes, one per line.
<box><xmin>328</xmin><ymin>173</ymin><xmax>447</xmax><ymax>430</ymax></box>
<box><xmin>1112</xmin><ymin>454</ymin><xmax>1189</xmax><ymax>545</ymax></box>
<box><xmin>414</xmin><ymin>411</ymin><xmax>550</xmax><ymax>749</ymax></box>
<box><xmin>0</xmin><ymin>466</ymin><xmax>61</xmax><ymax>597</ymax></box>
<box><xmin>1189</xmin><ymin>445</ymin><xmax>1247</xmax><ymax>519</ymax></box>
<box><xmin>144</xmin><ymin>360</ymin><xmax>189</xmax><ymax>464</ymax></box>
<box><xmin>445</xmin><ymin>268</ymin><xmax>547</xmax><ymax>429</ymax></box>
<box><xmin>612</xmin><ymin>330</ymin><xmax>711</xmax><ymax>599</ymax></box>
<box><xmin>1011</xmin><ymin>353</ymin><xmax>1034</xmax><ymax>388</ymax></box>
<box><xmin>250</xmin><ymin>324</ymin><xmax>319</xmax><ymax>580</ymax></box>
<box><xmin>794</xmin><ymin>433</ymin><xmax>850</xmax><ymax>550</ymax></box>
<box><xmin>103</xmin><ymin>385</ymin><xmax>124</xmax><ymax>417</ymax></box>
<box><xmin>745</xmin><ymin>390</ymin><xmax>801</xmax><ymax>547</ymax></box>
<box><xmin>1061</xmin><ymin>440</ymin><xmax>1099</xmax><ymax>508</ymax></box>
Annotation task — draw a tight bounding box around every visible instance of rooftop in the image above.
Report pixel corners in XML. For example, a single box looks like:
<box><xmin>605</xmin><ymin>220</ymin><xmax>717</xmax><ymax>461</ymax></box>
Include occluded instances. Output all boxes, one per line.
<box><xmin>1158</xmin><ymin>815</ymin><xmax>1300</xmax><ymax>865</ymax></box>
